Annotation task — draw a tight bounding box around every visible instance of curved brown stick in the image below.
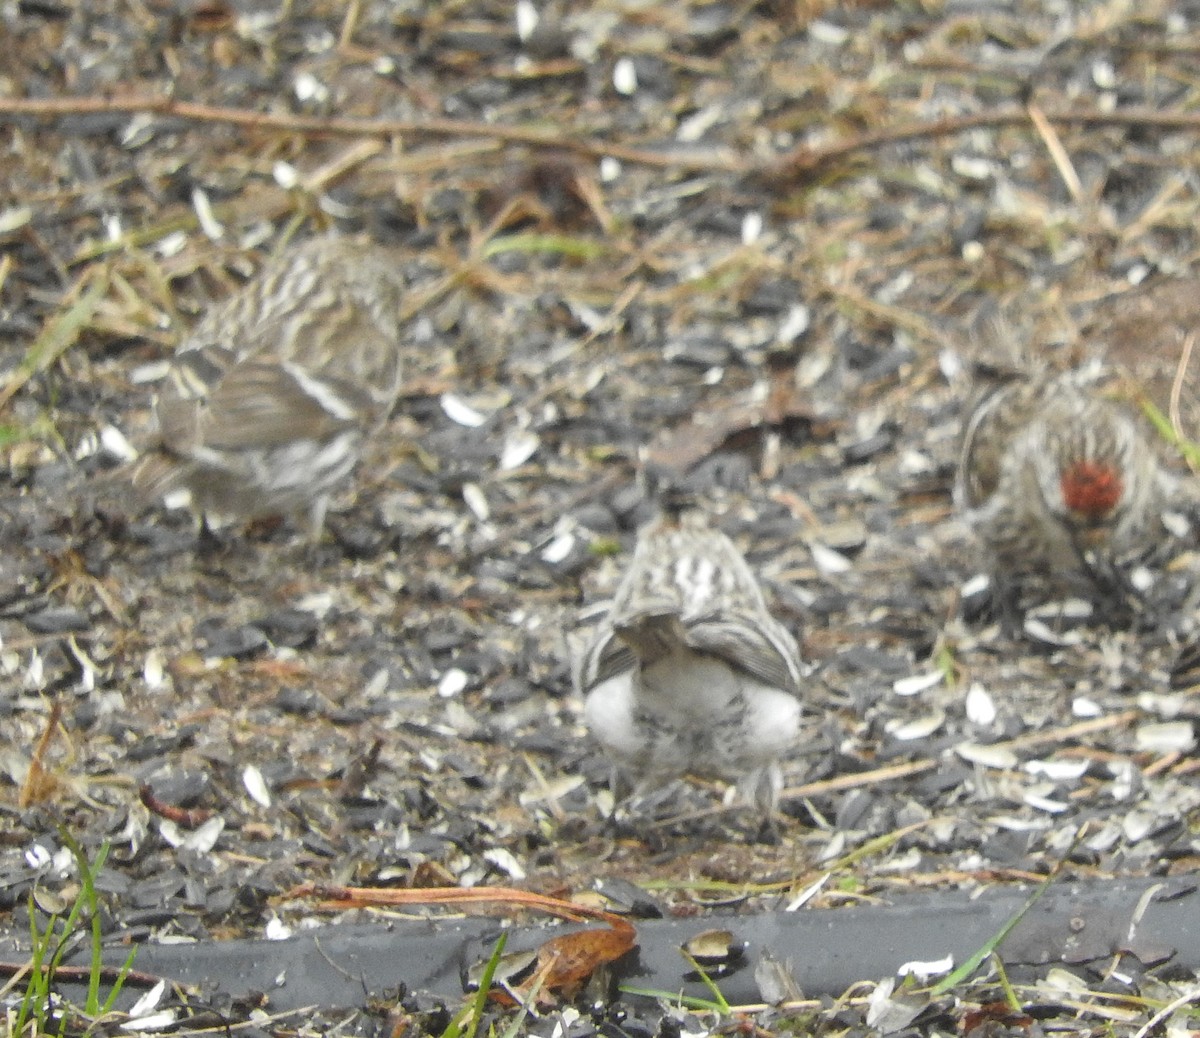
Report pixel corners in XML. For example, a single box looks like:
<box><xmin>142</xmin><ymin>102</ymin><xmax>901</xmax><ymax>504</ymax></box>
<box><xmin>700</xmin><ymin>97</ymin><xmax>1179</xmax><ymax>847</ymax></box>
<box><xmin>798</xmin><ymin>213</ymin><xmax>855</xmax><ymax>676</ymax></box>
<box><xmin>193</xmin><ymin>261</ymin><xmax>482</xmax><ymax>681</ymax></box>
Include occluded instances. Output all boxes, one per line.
<box><xmin>0</xmin><ymin>95</ymin><xmax>741</xmax><ymax>173</ymax></box>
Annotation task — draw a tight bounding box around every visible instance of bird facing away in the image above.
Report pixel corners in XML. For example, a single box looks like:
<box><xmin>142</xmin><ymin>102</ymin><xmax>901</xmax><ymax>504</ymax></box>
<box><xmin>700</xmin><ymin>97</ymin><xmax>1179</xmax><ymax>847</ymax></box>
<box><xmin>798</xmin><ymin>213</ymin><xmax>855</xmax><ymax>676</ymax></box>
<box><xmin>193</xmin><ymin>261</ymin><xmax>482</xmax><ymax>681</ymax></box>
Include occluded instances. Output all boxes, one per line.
<box><xmin>956</xmin><ymin>367</ymin><xmax>1174</xmax><ymax>620</ymax></box>
<box><xmin>576</xmin><ymin>511</ymin><xmax>805</xmax><ymax>819</ymax></box>
<box><xmin>131</xmin><ymin>236</ymin><xmax>406</xmax><ymax>540</ymax></box>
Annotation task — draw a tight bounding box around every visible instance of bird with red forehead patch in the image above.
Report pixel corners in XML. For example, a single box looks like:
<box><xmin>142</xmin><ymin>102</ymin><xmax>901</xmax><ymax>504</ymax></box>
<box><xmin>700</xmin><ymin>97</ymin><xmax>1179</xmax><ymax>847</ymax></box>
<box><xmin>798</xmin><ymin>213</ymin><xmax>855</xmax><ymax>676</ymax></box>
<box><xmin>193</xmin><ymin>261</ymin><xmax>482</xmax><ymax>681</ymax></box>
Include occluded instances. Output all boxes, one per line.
<box><xmin>1061</xmin><ymin>459</ymin><xmax>1124</xmax><ymax>518</ymax></box>
<box><xmin>956</xmin><ymin>362</ymin><xmax>1177</xmax><ymax>624</ymax></box>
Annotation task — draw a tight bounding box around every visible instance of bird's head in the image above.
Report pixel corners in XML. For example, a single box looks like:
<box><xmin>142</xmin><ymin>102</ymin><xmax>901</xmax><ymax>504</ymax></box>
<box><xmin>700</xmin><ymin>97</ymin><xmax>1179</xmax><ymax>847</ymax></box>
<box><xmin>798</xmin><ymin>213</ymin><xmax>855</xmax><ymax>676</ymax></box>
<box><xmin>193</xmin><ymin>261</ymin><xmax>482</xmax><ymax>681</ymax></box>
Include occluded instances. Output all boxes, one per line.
<box><xmin>1059</xmin><ymin>458</ymin><xmax>1124</xmax><ymax>541</ymax></box>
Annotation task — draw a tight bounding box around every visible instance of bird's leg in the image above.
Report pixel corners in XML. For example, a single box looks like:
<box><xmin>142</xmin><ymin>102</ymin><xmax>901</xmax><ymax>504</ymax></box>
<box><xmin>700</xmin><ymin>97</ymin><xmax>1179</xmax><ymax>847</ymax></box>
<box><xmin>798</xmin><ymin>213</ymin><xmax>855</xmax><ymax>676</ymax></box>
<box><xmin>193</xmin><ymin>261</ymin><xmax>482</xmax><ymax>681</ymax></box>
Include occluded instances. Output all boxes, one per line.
<box><xmin>196</xmin><ymin>514</ymin><xmax>226</xmax><ymax>556</ymax></box>
<box><xmin>986</xmin><ymin>571</ymin><xmax>1024</xmax><ymax>638</ymax></box>
<box><xmin>743</xmin><ymin>765</ymin><xmax>783</xmax><ymax>845</ymax></box>
<box><xmin>1070</xmin><ymin>534</ymin><xmax>1144</xmax><ymax>627</ymax></box>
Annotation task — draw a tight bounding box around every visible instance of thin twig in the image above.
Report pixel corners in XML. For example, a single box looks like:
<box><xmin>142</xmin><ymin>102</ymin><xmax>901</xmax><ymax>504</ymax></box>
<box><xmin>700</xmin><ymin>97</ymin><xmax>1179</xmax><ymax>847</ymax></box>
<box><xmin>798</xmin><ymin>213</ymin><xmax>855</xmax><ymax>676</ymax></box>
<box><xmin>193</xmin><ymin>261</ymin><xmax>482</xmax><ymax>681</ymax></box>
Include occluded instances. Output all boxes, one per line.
<box><xmin>7</xmin><ymin>95</ymin><xmax>1200</xmax><ymax>186</ymax></box>
<box><xmin>1132</xmin><ymin>980</ymin><xmax>1200</xmax><ymax>1038</ymax></box>
<box><xmin>782</xmin><ymin>758</ymin><xmax>937</xmax><ymax>801</ymax></box>
<box><xmin>646</xmin><ymin>758</ymin><xmax>941</xmax><ymax>829</ymax></box>
<box><xmin>521</xmin><ymin>753</ymin><xmax>570</xmax><ymax>824</ymax></box>
<box><xmin>299</xmin><ymin>137</ymin><xmax>386</xmax><ymax>192</ymax></box>
<box><xmin>763</xmin><ymin>105</ymin><xmax>1200</xmax><ymax>183</ymax></box>
<box><xmin>0</xmin><ymin>960</ymin><xmax>166</xmax><ymax>989</ymax></box>
<box><xmin>1170</xmin><ymin>330</ymin><xmax>1195</xmax><ymax>454</ymax></box>
<box><xmin>288</xmin><ymin>882</ymin><xmax>636</xmax><ymax>935</ymax></box>
<box><xmin>1027</xmin><ymin>103</ymin><xmax>1085</xmax><ymax>205</ymax></box>
<box><xmin>986</xmin><ymin>709</ymin><xmax>1140</xmax><ymax>754</ymax></box>
<box><xmin>647</xmin><ymin>714</ymin><xmax>1132</xmax><ymax>829</ymax></box>
<box><xmin>1119</xmin><ymin>172</ymin><xmax>1192</xmax><ymax>245</ymax></box>
<box><xmin>785</xmin><ymin>711</ymin><xmax>1137</xmax><ymax>810</ymax></box>
<box><xmin>0</xmin><ymin>94</ymin><xmax>741</xmax><ymax>172</ymax></box>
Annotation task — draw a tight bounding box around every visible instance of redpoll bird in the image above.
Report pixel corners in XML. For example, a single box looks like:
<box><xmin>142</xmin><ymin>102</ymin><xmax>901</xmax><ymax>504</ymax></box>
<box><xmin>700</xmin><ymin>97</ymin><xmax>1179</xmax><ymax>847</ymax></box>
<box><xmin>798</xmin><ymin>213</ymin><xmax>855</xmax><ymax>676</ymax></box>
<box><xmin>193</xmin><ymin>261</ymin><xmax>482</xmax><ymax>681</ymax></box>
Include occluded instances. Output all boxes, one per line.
<box><xmin>576</xmin><ymin>511</ymin><xmax>805</xmax><ymax>818</ymax></box>
<box><xmin>956</xmin><ymin>368</ymin><xmax>1173</xmax><ymax>618</ymax></box>
<box><xmin>131</xmin><ymin>236</ymin><xmax>406</xmax><ymax>539</ymax></box>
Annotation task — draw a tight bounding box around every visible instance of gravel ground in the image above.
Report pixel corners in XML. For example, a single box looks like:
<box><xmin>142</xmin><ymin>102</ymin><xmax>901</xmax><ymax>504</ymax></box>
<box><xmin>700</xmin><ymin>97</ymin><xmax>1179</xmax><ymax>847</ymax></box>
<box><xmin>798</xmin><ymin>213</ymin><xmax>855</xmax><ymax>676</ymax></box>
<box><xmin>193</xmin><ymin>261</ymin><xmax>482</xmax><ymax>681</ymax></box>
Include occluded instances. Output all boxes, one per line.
<box><xmin>5</xmin><ymin>1</ymin><xmax>1200</xmax><ymax>1034</ymax></box>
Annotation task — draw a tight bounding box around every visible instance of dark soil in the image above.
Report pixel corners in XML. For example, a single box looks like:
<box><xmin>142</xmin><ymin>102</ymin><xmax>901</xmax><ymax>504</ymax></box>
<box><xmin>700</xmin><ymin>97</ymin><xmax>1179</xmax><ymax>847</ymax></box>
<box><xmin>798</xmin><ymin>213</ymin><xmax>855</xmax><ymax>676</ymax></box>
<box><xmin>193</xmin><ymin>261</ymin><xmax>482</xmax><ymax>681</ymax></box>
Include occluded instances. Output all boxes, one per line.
<box><xmin>4</xmin><ymin>1</ymin><xmax>1200</xmax><ymax>1034</ymax></box>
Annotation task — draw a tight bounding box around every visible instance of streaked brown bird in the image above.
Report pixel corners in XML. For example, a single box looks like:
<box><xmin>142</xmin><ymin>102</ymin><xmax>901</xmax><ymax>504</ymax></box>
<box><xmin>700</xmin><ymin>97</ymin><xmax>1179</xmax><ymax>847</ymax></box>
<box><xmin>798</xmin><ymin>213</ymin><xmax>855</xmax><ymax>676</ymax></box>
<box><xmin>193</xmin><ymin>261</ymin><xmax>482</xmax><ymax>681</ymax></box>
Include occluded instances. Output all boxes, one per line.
<box><xmin>131</xmin><ymin>236</ymin><xmax>406</xmax><ymax>540</ymax></box>
<box><xmin>956</xmin><ymin>366</ymin><xmax>1174</xmax><ymax>620</ymax></box>
<box><xmin>575</xmin><ymin>511</ymin><xmax>805</xmax><ymax>820</ymax></box>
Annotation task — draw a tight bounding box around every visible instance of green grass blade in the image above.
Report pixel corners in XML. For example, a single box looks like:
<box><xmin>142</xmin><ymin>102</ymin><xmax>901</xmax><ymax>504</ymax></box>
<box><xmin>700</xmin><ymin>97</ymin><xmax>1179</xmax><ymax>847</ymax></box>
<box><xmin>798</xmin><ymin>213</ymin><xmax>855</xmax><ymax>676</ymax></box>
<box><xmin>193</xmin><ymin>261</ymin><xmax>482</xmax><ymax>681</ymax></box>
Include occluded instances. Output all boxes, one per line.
<box><xmin>1140</xmin><ymin>397</ymin><xmax>1200</xmax><ymax>467</ymax></box>
<box><xmin>930</xmin><ymin>827</ymin><xmax>1085</xmax><ymax>995</ymax></box>
<box><xmin>678</xmin><ymin>950</ymin><xmax>731</xmax><ymax>1014</ymax></box>
<box><xmin>100</xmin><ymin>946</ymin><xmax>141</xmax><ymax>1014</ymax></box>
<box><xmin>482</xmin><ymin>233</ymin><xmax>606</xmax><ymax>260</ymax></box>
<box><xmin>442</xmin><ymin>932</ymin><xmax>508</xmax><ymax>1038</ymax></box>
<box><xmin>992</xmin><ymin>952</ymin><xmax>1020</xmax><ymax>1012</ymax></box>
<box><xmin>15</xmin><ymin>892</ymin><xmax>53</xmax><ymax>1034</ymax></box>
<box><xmin>496</xmin><ymin>961</ymin><xmax>550</xmax><ymax>1038</ymax></box>
<box><xmin>74</xmin><ymin>838</ymin><xmax>109</xmax><ymax>1014</ymax></box>
<box><xmin>617</xmin><ymin>984</ymin><xmax>728</xmax><ymax>1012</ymax></box>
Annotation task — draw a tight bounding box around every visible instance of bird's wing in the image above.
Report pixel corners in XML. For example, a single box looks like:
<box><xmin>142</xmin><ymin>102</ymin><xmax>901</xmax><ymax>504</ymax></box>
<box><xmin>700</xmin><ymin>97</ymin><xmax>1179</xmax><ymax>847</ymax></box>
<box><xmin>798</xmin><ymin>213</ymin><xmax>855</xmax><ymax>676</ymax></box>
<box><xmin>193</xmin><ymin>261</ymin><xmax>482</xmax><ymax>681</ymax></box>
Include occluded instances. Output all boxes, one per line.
<box><xmin>577</xmin><ymin>625</ymin><xmax>636</xmax><ymax>691</ymax></box>
<box><xmin>682</xmin><ymin>610</ymin><xmax>803</xmax><ymax>695</ymax></box>
<box><xmin>157</xmin><ymin>356</ymin><xmax>368</xmax><ymax>455</ymax></box>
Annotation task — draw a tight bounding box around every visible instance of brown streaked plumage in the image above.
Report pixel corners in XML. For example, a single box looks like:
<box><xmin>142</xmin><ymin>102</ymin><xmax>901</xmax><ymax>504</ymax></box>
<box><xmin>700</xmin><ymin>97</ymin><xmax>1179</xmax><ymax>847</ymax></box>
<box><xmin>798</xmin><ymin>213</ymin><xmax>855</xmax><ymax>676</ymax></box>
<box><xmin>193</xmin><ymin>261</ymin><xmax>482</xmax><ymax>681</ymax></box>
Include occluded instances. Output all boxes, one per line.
<box><xmin>576</xmin><ymin>511</ymin><xmax>805</xmax><ymax>818</ymax></box>
<box><xmin>956</xmin><ymin>368</ymin><xmax>1173</xmax><ymax>617</ymax></box>
<box><xmin>131</xmin><ymin>236</ymin><xmax>406</xmax><ymax>539</ymax></box>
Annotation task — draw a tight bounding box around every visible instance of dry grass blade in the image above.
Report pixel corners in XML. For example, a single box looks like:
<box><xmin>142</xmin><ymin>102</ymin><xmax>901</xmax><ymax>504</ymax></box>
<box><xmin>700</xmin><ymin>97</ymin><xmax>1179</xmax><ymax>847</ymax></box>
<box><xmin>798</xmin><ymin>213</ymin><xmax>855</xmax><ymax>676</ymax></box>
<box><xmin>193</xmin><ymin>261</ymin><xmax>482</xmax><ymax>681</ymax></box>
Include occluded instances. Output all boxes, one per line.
<box><xmin>1170</xmin><ymin>331</ymin><xmax>1196</xmax><ymax>462</ymax></box>
<box><xmin>0</xmin><ymin>270</ymin><xmax>110</xmax><ymax>412</ymax></box>
<box><xmin>1027</xmin><ymin>104</ymin><xmax>1085</xmax><ymax>206</ymax></box>
<box><xmin>1132</xmin><ymin>982</ymin><xmax>1200</xmax><ymax>1038</ymax></box>
<box><xmin>19</xmin><ymin>699</ymin><xmax>65</xmax><ymax>809</ymax></box>
<box><xmin>783</xmin><ymin>759</ymin><xmax>938</xmax><ymax>802</ymax></box>
<box><xmin>824</xmin><ymin>819</ymin><xmax>939</xmax><ymax>872</ymax></box>
<box><xmin>985</xmin><ymin>710</ymin><xmax>1140</xmax><ymax>754</ymax></box>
